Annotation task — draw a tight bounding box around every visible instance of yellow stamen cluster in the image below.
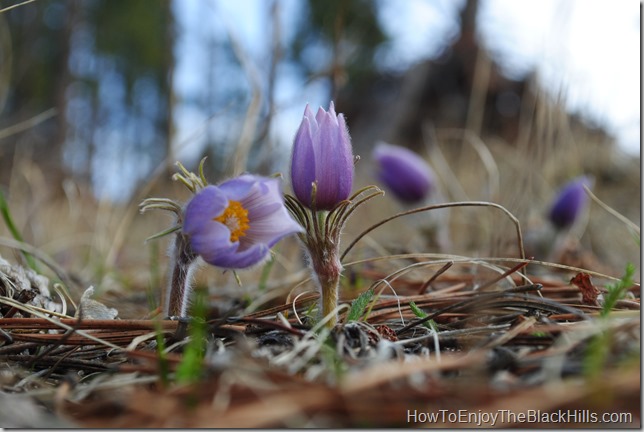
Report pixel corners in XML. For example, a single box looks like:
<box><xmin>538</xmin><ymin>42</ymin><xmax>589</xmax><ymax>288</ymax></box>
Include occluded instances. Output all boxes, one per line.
<box><xmin>214</xmin><ymin>200</ymin><xmax>250</xmax><ymax>242</ymax></box>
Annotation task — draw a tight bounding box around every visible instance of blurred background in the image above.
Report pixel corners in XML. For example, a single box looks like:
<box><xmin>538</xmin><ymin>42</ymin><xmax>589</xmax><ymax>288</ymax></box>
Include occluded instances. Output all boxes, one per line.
<box><xmin>0</xmin><ymin>0</ymin><xmax>640</xmax><ymax>306</ymax></box>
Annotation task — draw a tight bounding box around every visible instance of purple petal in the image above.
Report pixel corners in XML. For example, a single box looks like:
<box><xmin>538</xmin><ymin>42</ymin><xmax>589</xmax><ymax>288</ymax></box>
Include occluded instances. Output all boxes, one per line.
<box><xmin>192</xmin><ymin>226</ymin><xmax>238</xmax><ymax>264</ymax></box>
<box><xmin>207</xmin><ymin>243</ymin><xmax>269</xmax><ymax>268</ymax></box>
<box><xmin>183</xmin><ymin>186</ymin><xmax>228</xmax><ymax>235</ymax></box>
<box><xmin>243</xmin><ymin>204</ymin><xmax>303</xmax><ymax>248</ymax></box>
<box><xmin>334</xmin><ymin>113</ymin><xmax>354</xmax><ymax>200</ymax></box>
<box><xmin>217</xmin><ymin>175</ymin><xmax>256</xmax><ymax>201</ymax></box>
<box><xmin>241</xmin><ymin>178</ymin><xmax>281</xmax><ymax>219</ymax></box>
<box><xmin>291</xmin><ymin>117</ymin><xmax>316</xmax><ymax>207</ymax></box>
<box><xmin>303</xmin><ymin>104</ymin><xmax>317</xmax><ymax>135</ymax></box>
<box><xmin>328</xmin><ymin>101</ymin><xmax>337</xmax><ymax>117</ymax></box>
<box><xmin>182</xmin><ymin>186</ymin><xmax>237</xmax><ymax>261</ymax></box>
<box><xmin>241</xmin><ymin>178</ymin><xmax>303</xmax><ymax>247</ymax></box>
<box><xmin>314</xmin><ymin>106</ymin><xmax>327</xmax><ymax>126</ymax></box>
<box><xmin>373</xmin><ymin>142</ymin><xmax>434</xmax><ymax>203</ymax></box>
<box><xmin>548</xmin><ymin>176</ymin><xmax>590</xmax><ymax>229</ymax></box>
<box><xmin>314</xmin><ymin>111</ymin><xmax>340</xmax><ymax>207</ymax></box>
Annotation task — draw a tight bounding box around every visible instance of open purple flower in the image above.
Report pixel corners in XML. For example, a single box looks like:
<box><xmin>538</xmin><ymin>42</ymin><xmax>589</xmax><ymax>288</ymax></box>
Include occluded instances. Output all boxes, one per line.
<box><xmin>183</xmin><ymin>175</ymin><xmax>303</xmax><ymax>269</ymax></box>
<box><xmin>373</xmin><ymin>142</ymin><xmax>435</xmax><ymax>204</ymax></box>
<box><xmin>291</xmin><ymin>102</ymin><xmax>354</xmax><ymax>210</ymax></box>
<box><xmin>548</xmin><ymin>176</ymin><xmax>591</xmax><ymax>230</ymax></box>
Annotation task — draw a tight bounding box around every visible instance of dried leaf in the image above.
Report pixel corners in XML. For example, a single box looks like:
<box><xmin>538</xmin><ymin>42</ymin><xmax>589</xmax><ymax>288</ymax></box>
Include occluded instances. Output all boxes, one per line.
<box><xmin>375</xmin><ymin>324</ymin><xmax>398</xmax><ymax>342</ymax></box>
<box><xmin>76</xmin><ymin>287</ymin><xmax>118</xmax><ymax>320</ymax></box>
<box><xmin>570</xmin><ymin>272</ymin><xmax>600</xmax><ymax>306</ymax></box>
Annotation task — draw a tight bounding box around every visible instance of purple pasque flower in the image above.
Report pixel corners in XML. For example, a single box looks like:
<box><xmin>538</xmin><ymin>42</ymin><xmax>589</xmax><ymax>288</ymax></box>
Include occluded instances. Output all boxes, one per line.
<box><xmin>183</xmin><ymin>175</ymin><xmax>303</xmax><ymax>269</ymax></box>
<box><xmin>548</xmin><ymin>176</ymin><xmax>591</xmax><ymax>229</ymax></box>
<box><xmin>291</xmin><ymin>102</ymin><xmax>354</xmax><ymax>210</ymax></box>
<box><xmin>373</xmin><ymin>142</ymin><xmax>435</xmax><ymax>204</ymax></box>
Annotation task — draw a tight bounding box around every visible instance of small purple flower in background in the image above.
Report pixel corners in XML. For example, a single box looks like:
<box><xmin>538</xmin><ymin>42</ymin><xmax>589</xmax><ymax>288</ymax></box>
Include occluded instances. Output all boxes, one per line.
<box><xmin>548</xmin><ymin>176</ymin><xmax>591</xmax><ymax>230</ymax></box>
<box><xmin>291</xmin><ymin>102</ymin><xmax>354</xmax><ymax>210</ymax></box>
<box><xmin>373</xmin><ymin>142</ymin><xmax>435</xmax><ymax>204</ymax></box>
<box><xmin>183</xmin><ymin>175</ymin><xmax>303</xmax><ymax>269</ymax></box>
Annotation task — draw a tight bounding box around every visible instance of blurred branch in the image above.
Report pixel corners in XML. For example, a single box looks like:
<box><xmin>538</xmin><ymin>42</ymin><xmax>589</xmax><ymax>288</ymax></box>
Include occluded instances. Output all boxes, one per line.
<box><xmin>225</xmin><ymin>20</ymin><xmax>263</xmax><ymax>176</ymax></box>
<box><xmin>465</xmin><ymin>48</ymin><xmax>491</xmax><ymax>138</ymax></box>
<box><xmin>0</xmin><ymin>12</ymin><xmax>11</xmax><ymax>113</ymax></box>
<box><xmin>256</xmin><ymin>0</ymin><xmax>282</xmax><ymax>147</ymax></box>
<box><xmin>0</xmin><ymin>0</ymin><xmax>38</xmax><ymax>14</ymax></box>
<box><xmin>329</xmin><ymin>0</ymin><xmax>346</xmax><ymax>100</ymax></box>
<box><xmin>583</xmin><ymin>184</ymin><xmax>640</xmax><ymax>236</ymax></box>
<box><xmin>0</xmin><ymin>108</ymin><xmax>57</xmax><ymax>141</ymax></box>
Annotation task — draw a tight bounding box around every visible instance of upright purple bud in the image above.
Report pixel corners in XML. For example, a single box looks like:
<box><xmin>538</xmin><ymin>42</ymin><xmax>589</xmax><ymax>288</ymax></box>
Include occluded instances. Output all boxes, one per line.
<box><xmin>291</xmin><ymin>102</ymin><xmax>354</xmax><ymax>210</ymax></box>
<box><xmin>373</xmin><ymin>142</ymin><xmax>435</xmax><ymax>204</ymax></box>
<box><xmin>548</xmin><ymin>176</ymin><xmax>591</xmax><ymax>230</ymax></box>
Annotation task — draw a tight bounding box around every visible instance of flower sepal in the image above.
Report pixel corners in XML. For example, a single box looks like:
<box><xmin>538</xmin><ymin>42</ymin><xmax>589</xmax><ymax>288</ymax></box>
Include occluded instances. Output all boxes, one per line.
<box><xmin>172</xmin><ymin>158</ymin><xmax>209</xmax><ymax>194</ymax></box>
<box><xmin>284</xmin><ymin>184</ymin><xmax>383</xmax><ymax>328</ymax></box>
<box><xmin>284</xmin><ymin>184</ymin><xmax>383</xmax><ymax>248</ymax></box>
<box><xmin>139</xmin><ymin>158</ymin><xmax>211</xmax><ymax>241</ymax></box>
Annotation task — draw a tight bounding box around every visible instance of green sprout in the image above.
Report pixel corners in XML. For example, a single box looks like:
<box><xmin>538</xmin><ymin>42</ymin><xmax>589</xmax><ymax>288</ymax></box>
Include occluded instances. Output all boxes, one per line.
<box><xmin>601</xmin><ymin>262</ymin><xmax>635</xmax><ymax>317</ymax></box>
<box><xmin>409</xmin><ymin>301</ymin><xmax>438</xmax><ymax>332</ymax></box>
<box><xmin>176</xmin><ymin>290</ymin><xmax>208</xmax><ymax>384</ymax></box>
<box><xmin>584</xmin><ymin>263</ymin><xmax>637</xmax><ymax>380</ymax></box>
<box><xmin>154</xmin><ymin>319</ymin><xmax>170</xmax><ymax>388</ymax></box>
<box><xmin>0</xmin><ymin>190</ymin><xmax>39</xmax><ymax>271</ymax></box>
<box><xmin>345</xmin><ymin>287</ymin><xmax>375</xmax><ymax>322</ymax></box>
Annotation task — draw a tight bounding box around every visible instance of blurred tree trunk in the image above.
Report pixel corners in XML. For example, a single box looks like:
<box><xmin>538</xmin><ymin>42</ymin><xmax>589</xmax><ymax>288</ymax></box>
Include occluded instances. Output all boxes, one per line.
<box><xmin>52</xmin><ymin>2</ymin><xmax>78</xmax><ymax>172</ymax></box>
<box><xmin>1</xmin><ymin>0</ymin><xmax>176</xmax><ymax>201</ymax></box>
<box><xmin>163</xmin><ymin>0</ymin><xmax>176</xmax><ymax>174</ymax></box>
<box><xmin>0</xmin><ymin>1</ymin><xmax>73</xmax><ymax>190</ymax></box>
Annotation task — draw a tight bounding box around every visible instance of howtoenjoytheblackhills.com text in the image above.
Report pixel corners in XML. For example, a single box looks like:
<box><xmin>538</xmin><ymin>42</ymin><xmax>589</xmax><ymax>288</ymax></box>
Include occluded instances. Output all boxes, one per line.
<box><xmin>407</xmin><ymin>409</ymin><xmax>634</xmax><ymax>427</ymax></box>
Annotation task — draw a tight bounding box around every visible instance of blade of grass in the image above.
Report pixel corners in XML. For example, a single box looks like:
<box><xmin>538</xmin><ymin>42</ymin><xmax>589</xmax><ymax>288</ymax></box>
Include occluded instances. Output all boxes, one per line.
<box><xmin>0</xmin><ymin>190</ymin><xmax>39</xmax><ymax>271</ymax></box>
<box><xmin>341</xmin><ymin>200</ymin><xmax>525</xmax><ymax>264</ymax></box>
<box><xmin>258</xmin><ymin>251</ymin><xmax>276</xmax><ymax>291</ymax></box>
<box><xmin>408</xmin><ymin>301</ymin><xmax>438</xmax><ymax>331</ymax></box>
<box><xmin>583</xmin><ymin>184</ymin><xmax>640</xmax><ymax>237</ymax></box>
<box><xmin>154</xmin><ymin>318</ymin><xmax>170</xmax><ymax>388</ymax></box>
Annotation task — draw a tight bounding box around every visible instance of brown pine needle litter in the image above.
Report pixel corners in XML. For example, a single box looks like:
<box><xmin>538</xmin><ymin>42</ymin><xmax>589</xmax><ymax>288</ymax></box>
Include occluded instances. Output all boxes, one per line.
<box><xmin>0</xmin><ymin>252</ymin><xmax>639</xmax><ymax>428</ymax></box>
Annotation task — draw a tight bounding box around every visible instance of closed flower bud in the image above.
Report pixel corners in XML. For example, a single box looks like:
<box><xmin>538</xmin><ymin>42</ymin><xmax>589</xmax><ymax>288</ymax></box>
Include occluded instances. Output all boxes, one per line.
<box><xmin>548</xmin><ymin>176</ymin><xmax>591</xmax><ymax>230</ymax></box>
<box><xmin>373</xmin><ymin>142</ymin><xmax>435</xmax><ymax>204</ymax></box>
<box><xmin>291</xmin><ymin>102</ymin><xmax>354</xmax><ymax>210</ymax></box>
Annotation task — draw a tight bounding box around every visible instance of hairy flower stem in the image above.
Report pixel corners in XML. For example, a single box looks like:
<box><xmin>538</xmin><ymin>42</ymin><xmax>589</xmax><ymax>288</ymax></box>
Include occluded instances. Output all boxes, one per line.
<box><xmin>303</xmin><ymin>210</ymin><xmax>343</xmax><ymax>328</ymax></box>
<box><xmin>285</xmin><ymin>186</ymin><xmax>384</xmax><ymax>329</ymax></box>
<box><xmin>309</xmin><ymin>241</ymin><xmax>342</xmax><ymax>328</ymax></box>
<box><xmin>164</xmin><ymin>231</ymin><xmax>198</xmax><ymax>317</ymax></box>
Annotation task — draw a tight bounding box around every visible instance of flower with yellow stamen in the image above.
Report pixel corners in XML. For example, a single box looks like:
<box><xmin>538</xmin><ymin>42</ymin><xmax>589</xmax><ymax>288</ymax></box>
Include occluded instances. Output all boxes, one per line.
<box><xmin>214</xmin><ymin>200</ymin><xmax>250</xmax><ymax>242</ymax></box>
<box><xmin>183</xmin><ymin>175</ymin><xmax>303</xmax><ymax>269</ymax></box>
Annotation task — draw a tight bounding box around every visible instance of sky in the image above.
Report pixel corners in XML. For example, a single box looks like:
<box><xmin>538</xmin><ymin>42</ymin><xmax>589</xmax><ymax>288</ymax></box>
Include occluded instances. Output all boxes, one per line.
<box><xmin>477</xmin><ymin>0</ymin><xmax>640</xmax><ymax>155</ymax></box>
<box><xmin>171</xmin><ymin>0</ymin><xmax>641</xmax><ymax>166</ymax></box>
